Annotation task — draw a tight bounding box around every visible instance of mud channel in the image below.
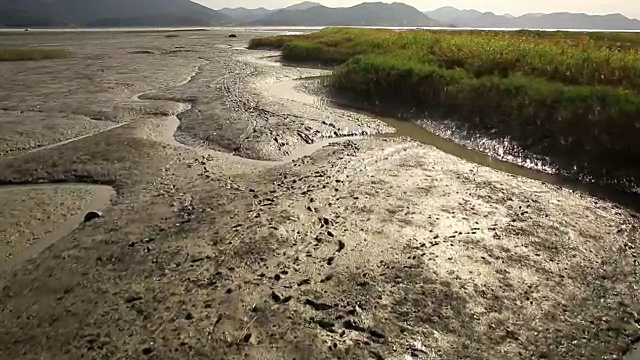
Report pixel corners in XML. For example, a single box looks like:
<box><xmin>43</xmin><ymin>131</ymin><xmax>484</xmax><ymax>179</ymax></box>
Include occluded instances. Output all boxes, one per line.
<box><xmin>264</xmin><ymin>74</ymin><xmax>640</xmax><ymax>212</ymax></box>
<box><xmin>0</xmin><ymin>30</ymin><xmax>638</xmax><ymax>360</ymax></box>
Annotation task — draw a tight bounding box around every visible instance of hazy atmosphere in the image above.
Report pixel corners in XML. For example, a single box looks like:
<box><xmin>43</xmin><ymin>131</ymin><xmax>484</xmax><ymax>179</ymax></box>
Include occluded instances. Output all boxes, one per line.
<box><xmin>197</xmin><ymin>0</ymin><xmax>640</xmax><ymax>19</ymax></box>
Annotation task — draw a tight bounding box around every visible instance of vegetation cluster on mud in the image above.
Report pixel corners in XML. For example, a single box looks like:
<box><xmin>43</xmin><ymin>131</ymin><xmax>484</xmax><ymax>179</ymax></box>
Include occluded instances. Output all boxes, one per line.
<box><xmin>0</xmin><ymin>47</ymin><xmax>71</xmax><ymax>61</ymax></box>
<box><xmin>250</xmin><ymin>28</ymin><xmax>640</xmax><ymax>184</ymax></box>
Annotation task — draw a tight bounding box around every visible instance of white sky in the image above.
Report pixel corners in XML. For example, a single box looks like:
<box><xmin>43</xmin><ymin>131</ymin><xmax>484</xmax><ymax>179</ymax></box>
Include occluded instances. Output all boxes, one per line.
<box><xmin>194</xmin><ymin>0</ymin><xmax>640</xmax><ymax>19</ymax></box>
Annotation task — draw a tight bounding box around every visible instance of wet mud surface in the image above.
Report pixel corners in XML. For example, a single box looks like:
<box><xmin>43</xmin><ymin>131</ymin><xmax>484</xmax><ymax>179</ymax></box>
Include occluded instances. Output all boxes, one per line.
<box><xmin>0</xmin><ymin>184</ymin><xmax>114</xmax><ymax>273</ymax></box>
<box><xmin>0</xmin><ymin>30</ymin><xmax>638</xmax><ymax>360</ymax></box>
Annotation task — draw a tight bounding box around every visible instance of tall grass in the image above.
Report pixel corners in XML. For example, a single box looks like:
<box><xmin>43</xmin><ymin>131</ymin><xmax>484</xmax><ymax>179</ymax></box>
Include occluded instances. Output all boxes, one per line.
<box><xmin>250</xmin><ymin>28</ymin><xmax>640</xmax><ymax>183</ymax></box>
<box><xmin>250</xmin><ymin>28</ymin><xmax>640</xmax><ymax>90</ymax></box>
<box><xmin>0</xmin><ymin>48</ymin><xmax>71</xmax><ymax>61</ymax></box>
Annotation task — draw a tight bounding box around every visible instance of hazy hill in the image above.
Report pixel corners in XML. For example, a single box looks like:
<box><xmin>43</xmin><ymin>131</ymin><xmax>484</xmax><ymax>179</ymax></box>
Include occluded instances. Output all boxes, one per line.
<box><xmin>425</xmin><ymin>6</ymin><xmax>483</xmax><ymax>24</ymax></box>
<box><xmin>284</xmin><ymin>1</ymin><xmax>323</xmax><ymax>11</ymax></box>
<box><xmin>219</xmin><ymin>2</ymin><xmax>323</xmax><ymax>23</ymax></box>
<box><xmin>0</xmin><ymin>0</ymin><xmax>231</xmax><ymax>27</ymax></box>
<box><xmin>251</xmin><ymin>2</ymin><xmax>439</xmax><ymax>27</ymax></box>
<box><xmin>425</xmin><ymin>6</ymin><xmax>640</xmax><ymax>30</ymax></box>
<box><xmin>219</xmin><ymin>7</ymin><xmax>274</xmax><ymax>23</ymax></box>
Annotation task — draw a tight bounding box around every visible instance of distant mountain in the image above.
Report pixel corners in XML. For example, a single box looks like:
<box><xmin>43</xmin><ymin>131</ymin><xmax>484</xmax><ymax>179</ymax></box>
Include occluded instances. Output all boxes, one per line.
<box><xmin>219</xmin><ymin>2</ymin><xmax>324</xmax><ymax>23</ymax></box>
<box><xmin>0</xmin><ymin>0</ymin><xmax>231</xmax><ymax>27</ymax></box>
<box><xmin>219</xmin><ymin>7</ymin><xmax>275</xmax><ymax>23</ymax></box>
<box><xmin>425</xmin><ymin>6</ymin><xmax>640</xmax><ymax>30</ymax></box>
<box><xmin>251</xmin><ymin>2</ymin><xmax>440</xmax><ymax>27</ymax></box>
<box><xmin>425</xmin><ymin>6</ymin><xmax>483</xmax><ymax>24</ymax></box>
<box><xmin>283</xmin><ymin>1</ymin><xmax>323</xmax><ymax>11</ymax></box>
<box><xmin>507</xmin><ymin>12</ymin><xmax>640</xmax><ymax>30</ymax></box>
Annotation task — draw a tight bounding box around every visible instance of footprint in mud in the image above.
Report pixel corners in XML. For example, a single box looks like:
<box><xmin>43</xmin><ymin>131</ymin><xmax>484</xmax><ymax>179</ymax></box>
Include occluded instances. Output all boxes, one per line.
<box><xmin>270</xmin><ymin>291</ymin><xmax>293</xmax><ymax>304</ymax></box>
<box><xmin>305</xmin><ymin>298</ymin><xmax>334</xmax><ymax>311</ymax></box>
<box><xmin>315</xmin><ymin>319</ymin><xmax>336</xmax><ymax>332</ymax></box>
<box><xmin>320</xmin><ymin>273</ymin><xmax>334</xmax><ymax>283</ymax></box>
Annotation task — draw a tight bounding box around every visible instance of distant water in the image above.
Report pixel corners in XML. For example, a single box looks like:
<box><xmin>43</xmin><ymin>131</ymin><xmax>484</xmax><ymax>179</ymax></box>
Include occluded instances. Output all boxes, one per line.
<box><xmin>0</xmin><ymin>27</ymin><xmax>211</xmax><ymax>32</ymax></box>
<box><xmin>214</xmin><ymin>26</ymin><xmax>640</xmax><ymax>33</ymax></box>
<box><xmin>1</xmin><ymin>26</ymin><xmax>639</xmax><ymax>35</ymax></box>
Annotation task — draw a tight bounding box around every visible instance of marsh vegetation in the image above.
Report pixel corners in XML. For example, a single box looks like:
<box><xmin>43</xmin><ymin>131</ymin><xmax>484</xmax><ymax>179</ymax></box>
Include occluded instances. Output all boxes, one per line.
<box><xmin>250</xmin><ymin>28</ymin><xmax>640</xmax><ymax>185</ymax></box>
<box><xmin>0</xmin><ymin>48</ymin><xmax>71</xmax><ymax>61</ymax></box>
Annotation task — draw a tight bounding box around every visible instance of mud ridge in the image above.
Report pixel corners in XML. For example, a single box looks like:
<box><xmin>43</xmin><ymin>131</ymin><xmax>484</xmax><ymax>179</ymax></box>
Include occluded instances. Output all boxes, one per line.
<box><xmin>133</xmin><ymin>58</ymin><xmax>363</xmax><ymax>166</ymax></box>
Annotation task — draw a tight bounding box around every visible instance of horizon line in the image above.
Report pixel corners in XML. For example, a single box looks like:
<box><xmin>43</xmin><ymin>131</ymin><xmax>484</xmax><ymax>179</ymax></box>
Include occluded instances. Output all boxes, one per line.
<box><xmin>209</xmin><ymin>2</ymin><xmax>640</xmax><ymax>20</ymax></box>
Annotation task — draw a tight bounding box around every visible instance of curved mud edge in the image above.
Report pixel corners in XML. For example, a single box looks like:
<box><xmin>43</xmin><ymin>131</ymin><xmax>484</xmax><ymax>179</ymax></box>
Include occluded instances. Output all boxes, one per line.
<box><xmin>0</xmin><ymin>184</ymin><xmax>115</xmax><ymax>272</ymax></box>
<box><xmin>625</xmin><ymin>343</ymin><xmax>640</xmax><ymax>360</ymax></box>
<box><xmin>262</xmin><ymin>75</ymin><xmax>640</xmax><ymax>212</ymax></box>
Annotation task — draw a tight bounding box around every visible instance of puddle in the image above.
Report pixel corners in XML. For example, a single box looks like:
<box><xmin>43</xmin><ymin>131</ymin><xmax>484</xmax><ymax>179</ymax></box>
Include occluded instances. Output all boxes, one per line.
<box><xmin>264</xmin><ymin>77</ymin><xmax>640</xmax><ymax>211</ymax></box>
<box><xmin>0</xmin><ymin>183</ymin><xmax>115</xmax><ymax>272</ymax></box>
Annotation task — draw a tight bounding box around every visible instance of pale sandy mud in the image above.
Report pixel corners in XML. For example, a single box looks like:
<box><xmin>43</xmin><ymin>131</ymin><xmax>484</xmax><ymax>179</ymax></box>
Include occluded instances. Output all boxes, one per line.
<box><xmin>0</xmin><ymin>184</ymin><xmax>114</xmax><ymax>272</ymax></box>
<box><xmin>0</xmin><ymin>111</ymin><xmax>116</xmax><ymax>157</ymax></box>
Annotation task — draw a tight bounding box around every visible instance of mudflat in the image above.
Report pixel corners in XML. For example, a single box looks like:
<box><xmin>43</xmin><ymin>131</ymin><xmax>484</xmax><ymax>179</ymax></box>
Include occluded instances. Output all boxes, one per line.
<box><xmin>0</xmin><ymin>30</ymin><xmax>638</xmax><ymax>360</ymax></box>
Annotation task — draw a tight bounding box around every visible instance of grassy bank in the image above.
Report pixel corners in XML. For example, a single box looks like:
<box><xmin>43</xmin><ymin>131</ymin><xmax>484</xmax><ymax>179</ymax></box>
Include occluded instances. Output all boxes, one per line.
<box><xmin>0</xmin><ymin>48</ymin><xmax>71</xmax><ymax>61</ymax></box>
<box><xmin>250</xmin><ymin>28</ymin><xmax>640</xmax><ymax>183</ymax></box>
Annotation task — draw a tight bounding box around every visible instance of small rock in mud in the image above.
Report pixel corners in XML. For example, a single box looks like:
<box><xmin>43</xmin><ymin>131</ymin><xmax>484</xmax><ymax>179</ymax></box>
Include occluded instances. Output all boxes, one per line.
<box><xmin>129</xmin><ymin>50</ymin><xmax>155</xmax><ymax>55</ymax></box>
<box><xmin>369</xmin><ymin>329</ymin><xmax>386</xmax><ymax>340</ymax></box>
<box><xmin>315</xmin><ymin>319</ymin><xmax>335</xmax><ymax>332</ymax></box>
<box><xmin>320</xmin><ymin>216</ymin><xmax>334</xmax><ymax>227</ymax></box>
<box><xmin>124</xmin><ymin>295</ymin><xmax>143</xmax><ymax>303</ymax></box>
<box><xmin>241</xmin><ymin>333</ymin><xmax>252</xmax><ymax>343</ymax></box>
<box><xmin>83</xmin><ymin>211</ymin><xmax>103</xmax><ymax>223</ymax></box>
<box><xmin>347</xmin><ymin>307</ymin><xmax>359</xmax><ymax>316</ymax></box>
<box><xmin>343</xmin><ymin>319</ymin><xmax>367</xmax><ymax>332</ymax></box>
<box><xmin>271</xmin><ymin>291</ymin><xmax>282</xmax><ymax>303</ymax></box>
<box><xmin>369</xmin><ymin>349</ymin><xmax>385</xmax><ymax>360</ymax></box>
<box><xmin>321</xmin><ymin>273</ymin><xmax>334</xmax><ymax>283</ymax></box>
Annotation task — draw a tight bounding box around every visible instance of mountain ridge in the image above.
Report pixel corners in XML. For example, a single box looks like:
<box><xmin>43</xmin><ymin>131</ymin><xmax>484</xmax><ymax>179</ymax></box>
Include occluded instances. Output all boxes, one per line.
<box><xmin>0</xmin><ymin>0</ymin><xmax>231</xmax><ymax>27</ymax></box>
<box><xmin>425</xmin><ymin>6</ymin><xmax>640</xmax><ymax>30</ymax></box>
<box><xmin>219</xmin><ymin>7</ymin><xmax>275</xmax><ymax>23</ymax></box>
<box><xmin>250</xmin><ymin>2</ymin><xmax>440</xmax><ymax>27</ymax></box>
<box><xmin>219</xmin><ymin>2</ymin><xmax>322</xmax><ymax>23</ymax></box>
<box><xmin>1</xmin><ymin>1</ymin><xmax>638</xmax><ymax>30</ymax></box>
